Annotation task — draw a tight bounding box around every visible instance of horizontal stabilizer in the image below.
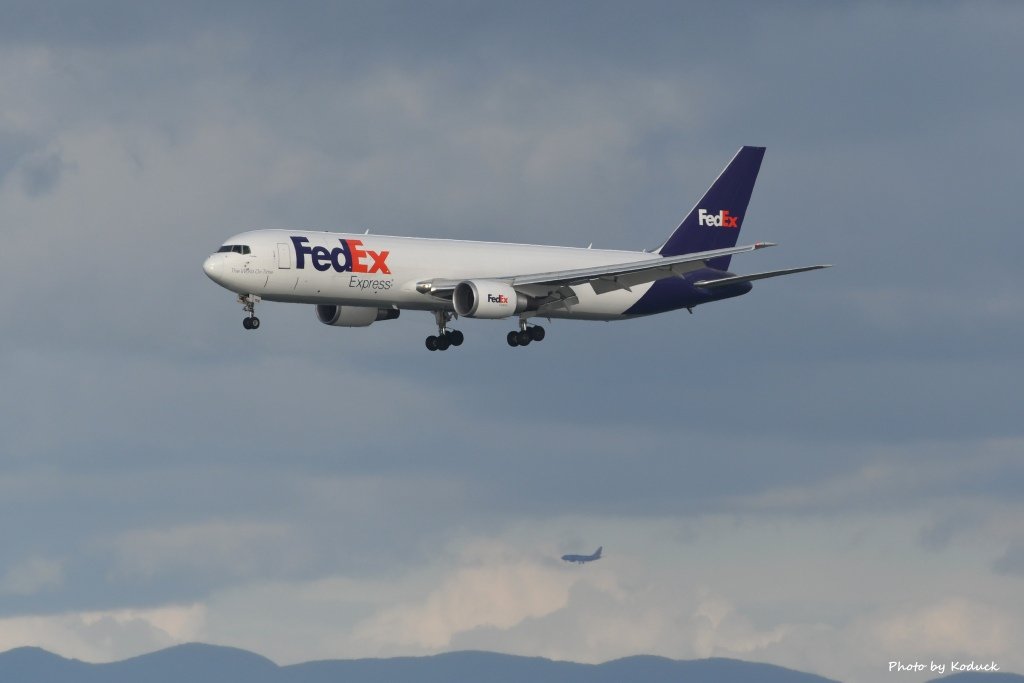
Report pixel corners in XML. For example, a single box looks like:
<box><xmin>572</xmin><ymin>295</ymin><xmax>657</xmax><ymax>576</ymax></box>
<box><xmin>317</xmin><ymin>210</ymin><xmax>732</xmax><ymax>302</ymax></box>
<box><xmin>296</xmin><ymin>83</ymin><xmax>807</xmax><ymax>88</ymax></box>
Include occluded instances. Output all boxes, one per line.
<box><xmin>693</xmin><ymin>264</ymin><xmax>831</xmax><ymax>289</ymax></box>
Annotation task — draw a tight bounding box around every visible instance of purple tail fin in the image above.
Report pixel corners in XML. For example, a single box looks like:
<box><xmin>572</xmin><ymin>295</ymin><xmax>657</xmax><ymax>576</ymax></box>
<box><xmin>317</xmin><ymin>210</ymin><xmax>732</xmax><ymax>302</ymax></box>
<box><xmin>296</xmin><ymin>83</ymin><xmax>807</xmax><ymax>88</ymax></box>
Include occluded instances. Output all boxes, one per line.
<box><xmin>658</xmin><ymin>146</ymin><xmax>765</xmax><ymax>270</ymax></box>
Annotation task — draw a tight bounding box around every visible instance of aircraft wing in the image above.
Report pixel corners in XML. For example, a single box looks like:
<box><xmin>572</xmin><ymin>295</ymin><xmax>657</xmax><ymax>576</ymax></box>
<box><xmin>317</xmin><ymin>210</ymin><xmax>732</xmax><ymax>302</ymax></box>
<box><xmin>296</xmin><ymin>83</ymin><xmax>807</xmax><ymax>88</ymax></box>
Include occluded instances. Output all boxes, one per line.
<box><xmin>416</xmin><ymin>241</ymin><xmax>776</xmax><ymax>301</ymax></box>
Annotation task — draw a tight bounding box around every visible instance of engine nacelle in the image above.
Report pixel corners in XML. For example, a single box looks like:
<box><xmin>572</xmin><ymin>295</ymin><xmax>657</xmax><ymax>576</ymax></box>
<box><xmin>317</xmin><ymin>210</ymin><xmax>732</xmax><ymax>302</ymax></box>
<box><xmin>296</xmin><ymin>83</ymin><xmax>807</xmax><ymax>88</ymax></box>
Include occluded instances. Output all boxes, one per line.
<box><xmin>316</xmin><ymin>305</ymin><xmax>400</xmax><ymax>327</ymax></box>
<box><xmin>452</xmin><ymin>280</ymin><xmax>532</xmax><ymax>319</ymax></box>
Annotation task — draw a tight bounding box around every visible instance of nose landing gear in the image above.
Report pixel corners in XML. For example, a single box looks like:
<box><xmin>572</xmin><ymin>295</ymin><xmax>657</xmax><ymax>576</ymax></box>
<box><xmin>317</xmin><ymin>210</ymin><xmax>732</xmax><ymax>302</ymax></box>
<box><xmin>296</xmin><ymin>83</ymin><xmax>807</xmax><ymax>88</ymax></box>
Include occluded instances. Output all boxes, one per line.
<box><xmin>425</xmin><ymin>310</ymin><xmax>464</xmax><ymax>351</ymax></box>
<box><xmin>238</xmin><ymin>294</ymin><xmax>261</xmax><ymax>330</ymax></box>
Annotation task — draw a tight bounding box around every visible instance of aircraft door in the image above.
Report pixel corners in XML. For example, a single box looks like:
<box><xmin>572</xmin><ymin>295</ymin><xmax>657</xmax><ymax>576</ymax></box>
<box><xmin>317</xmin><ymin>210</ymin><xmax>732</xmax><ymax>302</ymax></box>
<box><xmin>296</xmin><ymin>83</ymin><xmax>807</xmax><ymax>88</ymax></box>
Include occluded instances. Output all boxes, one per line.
<box><xmin>277</xmin><ymin>242</ymin><xmax>292</xmax><ymax>268</ymax></box>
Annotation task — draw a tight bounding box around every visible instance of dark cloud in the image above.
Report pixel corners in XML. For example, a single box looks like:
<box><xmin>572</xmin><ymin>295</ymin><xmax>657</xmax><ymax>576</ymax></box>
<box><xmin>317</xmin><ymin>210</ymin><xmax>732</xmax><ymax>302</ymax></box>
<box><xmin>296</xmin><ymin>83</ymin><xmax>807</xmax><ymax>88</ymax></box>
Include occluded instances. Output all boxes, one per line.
<box><xmin>18</xmin><ymin>151</ymin><xmax>68</xmax><ymax>196</ymax></box>
<box><xmin>919</xmin><ymin>511</ymin><xmax>982</xmax><ymax>552</ymax></box>
<box><xmin>993</xmin><ymin>543</ymin><xmax>1024</xmax><ymax>576</ymax></box>
<box><xmin>0</xmin><ymin>134</ymin><xmax>36</xmax><ymax>186</ymax></box>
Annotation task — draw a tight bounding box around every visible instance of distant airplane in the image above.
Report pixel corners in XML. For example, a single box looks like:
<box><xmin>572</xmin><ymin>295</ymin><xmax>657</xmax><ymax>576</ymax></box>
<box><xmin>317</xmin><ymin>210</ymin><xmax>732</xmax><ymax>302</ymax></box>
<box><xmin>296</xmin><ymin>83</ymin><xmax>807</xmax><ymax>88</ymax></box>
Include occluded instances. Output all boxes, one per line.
<box><xmin>562</xmin><ymin>547</ymin><xmax>603</xmax><ymax>564</ymax></box>
<box><xmin>203</xmin><ymin>146</ymin><xmax>829</xmax><ymax>350</ymax></box>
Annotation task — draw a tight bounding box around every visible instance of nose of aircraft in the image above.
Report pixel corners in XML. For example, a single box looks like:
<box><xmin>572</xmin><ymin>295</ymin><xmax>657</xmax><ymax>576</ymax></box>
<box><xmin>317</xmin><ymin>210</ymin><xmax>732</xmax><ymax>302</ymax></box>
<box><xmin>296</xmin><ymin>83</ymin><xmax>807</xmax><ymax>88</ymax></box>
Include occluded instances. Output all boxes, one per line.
<box><xmin>202</xmin><ymin>255</ymin><xmax>220</xmax><ymax>282</ymax></box>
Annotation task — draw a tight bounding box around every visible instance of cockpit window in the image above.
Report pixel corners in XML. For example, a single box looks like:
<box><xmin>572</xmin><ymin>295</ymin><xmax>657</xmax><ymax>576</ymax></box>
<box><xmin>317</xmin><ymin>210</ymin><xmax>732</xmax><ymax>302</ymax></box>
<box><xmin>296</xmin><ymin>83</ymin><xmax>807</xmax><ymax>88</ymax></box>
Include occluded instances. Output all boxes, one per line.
<box><xmin>217</xmin><ymin>245</ymin><xmax>251</xmax><ymax>254</ymax></box>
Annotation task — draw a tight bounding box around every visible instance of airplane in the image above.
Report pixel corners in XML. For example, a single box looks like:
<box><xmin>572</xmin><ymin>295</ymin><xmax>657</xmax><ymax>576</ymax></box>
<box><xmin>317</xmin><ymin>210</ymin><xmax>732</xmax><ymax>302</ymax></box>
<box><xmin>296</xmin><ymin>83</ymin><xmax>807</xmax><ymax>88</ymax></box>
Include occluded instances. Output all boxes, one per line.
<box><xmin>202</xmin><ymin>146</ymin><xmax>829</xmax><ymax>350</ymax></box>
<box><xmin>562</xmin><ymin>547</ymin><xmax>603</xmax><ymax>564</ymax></box>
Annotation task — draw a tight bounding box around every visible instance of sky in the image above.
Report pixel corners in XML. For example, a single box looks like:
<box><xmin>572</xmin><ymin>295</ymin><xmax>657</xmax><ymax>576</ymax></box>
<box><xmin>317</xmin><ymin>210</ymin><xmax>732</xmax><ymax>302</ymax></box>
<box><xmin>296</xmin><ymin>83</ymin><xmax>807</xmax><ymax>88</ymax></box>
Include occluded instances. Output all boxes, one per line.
<box><xmin>1</xmin><ymin>2</ymin><xmax>1022</xmax><ymax>681</ymax></box>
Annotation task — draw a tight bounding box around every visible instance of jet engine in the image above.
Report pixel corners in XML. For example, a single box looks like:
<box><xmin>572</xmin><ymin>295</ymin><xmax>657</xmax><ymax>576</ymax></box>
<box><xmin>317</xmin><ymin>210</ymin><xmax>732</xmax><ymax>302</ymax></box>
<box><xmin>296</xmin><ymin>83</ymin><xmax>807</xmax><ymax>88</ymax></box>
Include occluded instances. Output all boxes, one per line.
<box><xmin>452</xmin><ymin>280</ymin><xmax>535</xmax><ymax>319</ymax></box>
<box><xmin>315</xmin><ymin>305</ymin><xmax>400</xmax><ymax>327</ymax></box>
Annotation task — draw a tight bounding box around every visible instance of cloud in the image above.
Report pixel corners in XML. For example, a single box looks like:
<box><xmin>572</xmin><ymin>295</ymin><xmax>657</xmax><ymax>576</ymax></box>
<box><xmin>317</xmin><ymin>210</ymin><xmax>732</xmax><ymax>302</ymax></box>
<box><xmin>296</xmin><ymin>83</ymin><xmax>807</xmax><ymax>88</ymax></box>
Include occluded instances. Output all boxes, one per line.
<box><xmin>691</xmin><ymin>591</ymin><xmax>790</xmax><ymax>658</ymax></box>
<box><xmin>992</xmin><ymin>542</ymin><xmax>1024</xmax><ymax>577</ymax></box>
<box><xmin>354</xmin><ymin>557</ymin><xmax>575</xmax><ymax>651</ymax></box>
<box><xmin>860</xmin><ymin>598</ymin><xmax>1018</xmax><ymax>663</ymax></box>
<box><xmin>106</xmin><ymin>521</ymin><xmax>308</xmax><ymax>582</ymax></box>
<box><xmin>17</xmin><ymin>150</ymin><xmax>69</xmax><ymax>196</ymax></box>
<box><xmin>918</xmin><ymin>510</ymin><xmax>983</xmax><ymax>552</ymax></box>
<box><xmin>0</xmin><ymin>604</ymin><xmax>204</xmax><ymax>663</ymax></box>
<box><xmin>3</xmin><ymin>515</ymin><xmax>1021</xmax><ymax>683</ymax></box>
<box><xmin>0</xmin><ymin>557</ymin><xmax>64</xmax><ymax>596</ymax></box>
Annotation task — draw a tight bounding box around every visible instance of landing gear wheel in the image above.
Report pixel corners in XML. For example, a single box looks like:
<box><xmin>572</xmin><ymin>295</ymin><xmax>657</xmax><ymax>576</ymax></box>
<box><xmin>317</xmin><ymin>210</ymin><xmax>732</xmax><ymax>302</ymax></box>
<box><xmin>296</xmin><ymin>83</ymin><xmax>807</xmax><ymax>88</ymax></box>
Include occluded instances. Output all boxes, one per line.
<box><xmin>516</xmin><ymin>330</ymin><xmax>532</xmax><ymax>346</ymax></box>
<box><xmin>507</xmin><ymin>331</ymin><xmax>520</xmax><ymax>347</ymax></box>
<box><xmin>238</xmin><ymin>294</ymin><xmax>262</xmax><ymax>330</ymax></box>
<box><xmin>529</xmin><ymin>325</ymin><xmax>545</xmax><ymax>342</ymax></box>
<box><xmin>429</xmin><ymin>310</ymin><xmax>461</xmax><ymax>351</ymax></box>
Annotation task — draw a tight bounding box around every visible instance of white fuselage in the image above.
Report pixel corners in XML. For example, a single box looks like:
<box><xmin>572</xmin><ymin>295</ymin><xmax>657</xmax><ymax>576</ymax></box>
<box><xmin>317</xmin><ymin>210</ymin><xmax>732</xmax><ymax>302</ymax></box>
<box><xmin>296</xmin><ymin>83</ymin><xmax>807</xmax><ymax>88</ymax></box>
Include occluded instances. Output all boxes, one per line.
<box><xmin>203</xmin><ymin>230</ymin><xmax>663</xmax><ymax>321</ymax></box>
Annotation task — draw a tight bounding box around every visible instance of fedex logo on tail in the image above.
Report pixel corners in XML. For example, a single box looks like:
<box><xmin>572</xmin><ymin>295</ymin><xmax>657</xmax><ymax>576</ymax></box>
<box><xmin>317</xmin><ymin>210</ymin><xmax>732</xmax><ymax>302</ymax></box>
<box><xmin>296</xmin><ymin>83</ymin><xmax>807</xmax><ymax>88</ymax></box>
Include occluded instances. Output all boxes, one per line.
<box><xmin>698</xmin><ymin>208</ymin><xmax>739</xmax><ymax>228</ymax></box>
<box><xmin>487</xmin><ymin>293</ymin><xmax>510</xmax><ymax>304</ymax></box>
<box><xmin>291</xmin><ymin>236</ymin><xmax>391</xmax><ymax>273</ymax></box>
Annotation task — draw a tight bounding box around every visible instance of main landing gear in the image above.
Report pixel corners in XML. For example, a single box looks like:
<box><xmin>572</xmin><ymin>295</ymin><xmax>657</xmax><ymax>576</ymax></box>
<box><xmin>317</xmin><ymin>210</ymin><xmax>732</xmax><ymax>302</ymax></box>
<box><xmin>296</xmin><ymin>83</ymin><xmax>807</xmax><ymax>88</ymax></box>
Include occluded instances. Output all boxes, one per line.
<box><xmin>238</xmin><ymin>294</ymin><xmax>261</xmax><ymax>330</ymax></box>
<box><xmin>425</xmin><ymin>310</ymin><xmax>464</xmax><ymax>351</ymax></box>
<box><xmin>506</xmin><ymin>320</ymin><xmax>545</xmax><ymax>348</ymax></box>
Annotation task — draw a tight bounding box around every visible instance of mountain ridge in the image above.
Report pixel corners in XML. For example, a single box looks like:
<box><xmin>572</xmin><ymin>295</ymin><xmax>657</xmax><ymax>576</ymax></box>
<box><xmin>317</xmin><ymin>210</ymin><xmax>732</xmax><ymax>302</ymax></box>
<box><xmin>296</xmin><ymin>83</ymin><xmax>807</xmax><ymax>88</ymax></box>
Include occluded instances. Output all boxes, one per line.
<box><xmin>0</xmin><ymin>643</ymin><xmax>839</xmax><ymax>683</ymax></box>
<box><xmin>1</xmin><ymin>642</ymin><xmax>1020</xmax><ymax>682</ymax></box>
